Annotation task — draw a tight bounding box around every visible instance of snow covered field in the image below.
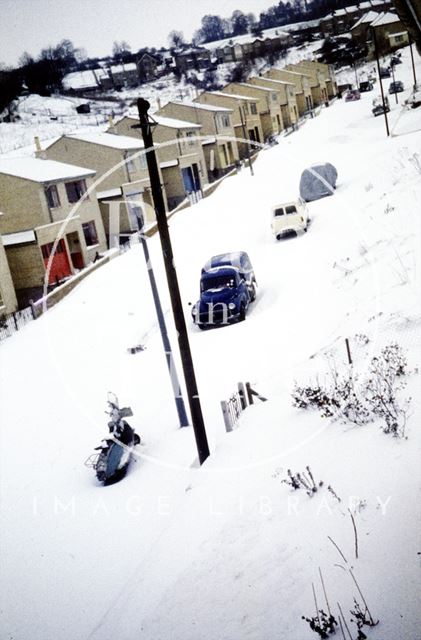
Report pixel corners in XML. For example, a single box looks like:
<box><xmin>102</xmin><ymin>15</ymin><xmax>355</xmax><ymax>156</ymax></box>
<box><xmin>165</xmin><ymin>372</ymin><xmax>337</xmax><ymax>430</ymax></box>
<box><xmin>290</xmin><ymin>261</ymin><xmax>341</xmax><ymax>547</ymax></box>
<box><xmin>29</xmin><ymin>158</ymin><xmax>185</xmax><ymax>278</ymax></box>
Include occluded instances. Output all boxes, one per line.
<box><xmin>0</xmin><ymin>47</ymin><xmax>420</xmax><ymax>639</ymax></box>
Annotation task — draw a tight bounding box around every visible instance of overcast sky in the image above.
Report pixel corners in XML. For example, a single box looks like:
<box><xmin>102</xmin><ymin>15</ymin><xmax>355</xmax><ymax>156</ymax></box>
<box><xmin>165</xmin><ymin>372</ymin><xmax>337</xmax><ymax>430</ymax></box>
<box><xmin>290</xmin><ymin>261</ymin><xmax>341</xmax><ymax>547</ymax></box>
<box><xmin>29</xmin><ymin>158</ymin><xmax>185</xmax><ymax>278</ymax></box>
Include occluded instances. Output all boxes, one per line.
<box><xmin>0</xmin><ymin>0</ymin><xmax>277</xmax><ymax>67</ymax></box>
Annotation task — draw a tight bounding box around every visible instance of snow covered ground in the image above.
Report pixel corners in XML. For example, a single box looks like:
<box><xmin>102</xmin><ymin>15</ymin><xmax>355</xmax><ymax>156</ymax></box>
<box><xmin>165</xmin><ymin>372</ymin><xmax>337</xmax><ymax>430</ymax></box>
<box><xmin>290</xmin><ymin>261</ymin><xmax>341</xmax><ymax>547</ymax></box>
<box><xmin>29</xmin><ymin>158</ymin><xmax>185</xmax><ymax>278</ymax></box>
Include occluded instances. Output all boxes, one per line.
<box><xmin>0</xmin><ymin>46</ymin><xmax>420</xmax><ymax>640</ymax></box>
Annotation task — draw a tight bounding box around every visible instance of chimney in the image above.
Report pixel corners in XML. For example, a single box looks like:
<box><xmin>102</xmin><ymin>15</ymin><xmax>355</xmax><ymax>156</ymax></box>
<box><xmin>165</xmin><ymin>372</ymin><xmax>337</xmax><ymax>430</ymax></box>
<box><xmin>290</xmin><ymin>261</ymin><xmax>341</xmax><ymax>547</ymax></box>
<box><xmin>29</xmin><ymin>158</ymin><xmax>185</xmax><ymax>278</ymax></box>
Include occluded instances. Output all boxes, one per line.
<box><xmin>108</xmin><ymin>115</ymin><xmax>115</xmax><ymax>133</ymax></box>
<box><xmin>34</xmin><ymin>136</ymin><xmax>46</xmax><ymax>159</ymax></box>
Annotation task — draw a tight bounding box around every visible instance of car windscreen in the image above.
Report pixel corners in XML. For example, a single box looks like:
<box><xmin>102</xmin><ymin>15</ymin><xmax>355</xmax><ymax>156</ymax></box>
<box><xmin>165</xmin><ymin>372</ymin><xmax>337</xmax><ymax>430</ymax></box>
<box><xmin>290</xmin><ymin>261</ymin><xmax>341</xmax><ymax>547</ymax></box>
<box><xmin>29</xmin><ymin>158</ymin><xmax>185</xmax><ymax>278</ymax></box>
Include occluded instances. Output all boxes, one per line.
<box><xmin>274</xmin><ymin>208</ymin><xmax>284</xmax><ymax>216</ymax></box>
<box><xmin>201</xmin><ymin>275</ymin><xmax>236</xmax><ymax>291</ymax></box>
<box><xmin>285</xmin><ymin>205</ymin><xmax>297</xmax><ymax>214</ymax></box>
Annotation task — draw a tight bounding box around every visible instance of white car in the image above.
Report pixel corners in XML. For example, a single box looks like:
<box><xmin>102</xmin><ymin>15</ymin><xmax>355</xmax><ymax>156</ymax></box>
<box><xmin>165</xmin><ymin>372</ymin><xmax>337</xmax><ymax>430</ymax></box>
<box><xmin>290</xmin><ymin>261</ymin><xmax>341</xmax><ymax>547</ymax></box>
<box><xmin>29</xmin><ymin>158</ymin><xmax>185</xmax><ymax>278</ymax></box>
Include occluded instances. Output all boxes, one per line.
<box><xmin>271</xmin><ymin>199</ymin><xmax>310</xmax><ymax>239</ymax></box>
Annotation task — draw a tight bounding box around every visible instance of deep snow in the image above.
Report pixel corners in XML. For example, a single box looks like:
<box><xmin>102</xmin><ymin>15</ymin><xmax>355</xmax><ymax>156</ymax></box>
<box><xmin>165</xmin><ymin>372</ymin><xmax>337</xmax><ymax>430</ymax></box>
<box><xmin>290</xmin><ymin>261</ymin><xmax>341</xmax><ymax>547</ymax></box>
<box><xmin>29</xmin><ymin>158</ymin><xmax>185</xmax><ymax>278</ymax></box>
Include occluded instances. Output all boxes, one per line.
<box><xmin>0</xmin><ymin>46</ymin><xmax>420</xmax><ymax>640</ymax></box>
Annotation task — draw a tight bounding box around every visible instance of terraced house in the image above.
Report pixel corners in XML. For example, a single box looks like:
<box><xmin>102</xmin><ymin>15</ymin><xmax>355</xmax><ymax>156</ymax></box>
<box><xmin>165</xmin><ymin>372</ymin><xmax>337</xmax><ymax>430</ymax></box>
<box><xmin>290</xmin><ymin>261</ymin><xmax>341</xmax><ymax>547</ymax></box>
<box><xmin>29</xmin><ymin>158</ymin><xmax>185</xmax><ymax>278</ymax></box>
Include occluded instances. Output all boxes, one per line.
<box><xmin>43</xmin><ymin>132</ymin><xmax>161</xmax><ymax>242</ymax></box>
<box><xmin>286</xmin><ymin>62</ymin><xmax>329</xmax><ymax>106</ymax></box>
<box><xmin>111</xmin><ymin>112</ymin><xmax>208</xmax><ymax>209</ymax></box>
<box><xmin>221</xmin><ymin>82</ymin><xmax>283</xmax><ymax>140</ymax></box>
<box><xmin>193</xmin><ymin>91</ymin><xmax>263</xmax><ymax>159</ymax></box>
<box><xmin>156</xmin><ymin>100</ymin><xmax>239</xmax><ymax>181</ymax></box>
<box><xmin>263</xmin><ymin>68</ymin><xmax>314</xmax><ymax>116</ymax></box>
<box><xmin>0</xmin><ymin>157</ymin><xmax>107</xmax><ymax>307</ymax></box>
<box><xmin>247</xmin><ymin>76</ymin><xmax>298</xmax><ymax>127</ymax></box>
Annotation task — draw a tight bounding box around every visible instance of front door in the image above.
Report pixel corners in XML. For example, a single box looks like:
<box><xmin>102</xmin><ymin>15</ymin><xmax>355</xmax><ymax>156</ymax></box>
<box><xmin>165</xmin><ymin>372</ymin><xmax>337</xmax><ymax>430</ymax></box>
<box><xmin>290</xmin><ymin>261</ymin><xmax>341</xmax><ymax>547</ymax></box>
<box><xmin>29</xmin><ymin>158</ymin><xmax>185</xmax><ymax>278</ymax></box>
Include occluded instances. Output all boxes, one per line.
<box><xmin>41</xmin><ymin>239</ymin><xmax>72</xmax><ymax>284</ymax></box>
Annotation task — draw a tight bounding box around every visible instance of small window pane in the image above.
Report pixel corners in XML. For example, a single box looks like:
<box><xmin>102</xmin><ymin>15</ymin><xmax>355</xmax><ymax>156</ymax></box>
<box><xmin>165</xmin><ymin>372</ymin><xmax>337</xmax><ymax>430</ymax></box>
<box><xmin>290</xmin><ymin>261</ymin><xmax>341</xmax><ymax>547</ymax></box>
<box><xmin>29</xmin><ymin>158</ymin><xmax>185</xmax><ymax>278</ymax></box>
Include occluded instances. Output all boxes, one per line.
<box><xmin>82</xmin><ymin>221</ymin><xmax>99</xmax><ymax>246</ymax></box>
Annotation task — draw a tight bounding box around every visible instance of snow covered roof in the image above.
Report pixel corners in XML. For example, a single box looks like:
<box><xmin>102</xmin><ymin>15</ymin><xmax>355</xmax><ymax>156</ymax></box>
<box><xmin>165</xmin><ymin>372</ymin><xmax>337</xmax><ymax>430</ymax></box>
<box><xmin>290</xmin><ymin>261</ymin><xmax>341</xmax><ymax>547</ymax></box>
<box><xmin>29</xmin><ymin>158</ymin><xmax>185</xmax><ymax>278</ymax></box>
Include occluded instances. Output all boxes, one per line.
<box><xmin>151</xmin><ymin>114</ymin><xmax>202</xmax><ymax>130</ymax></box>
<box><xmin>64</xmin><ymin>132</ymin><xmax>144</xmax><ymax>150</ymax></box>
<box><xmin>202</xmin><ymin>137</ymin><xmax>217</xmax><ymax>145</ymax></box>
<box><xmin>110</xmin><ymin>63</ymin><xmax>137</xmax><ymax>73</ymax></box>
<box><xmin>96</xmin><ymin>187</ymin><xmax>123</xmax><ymax>199</ymax></box>
<box><xmin>200</xmin><ymin>28</ymin><xmax>290</xmax><ymax>51</ymax></box>
<box><xmin>160</xmin><ymin>159</ymin><xmax>179</xmax><ymax>169</ymax></box>
<box><xmin>371</xmin><ymin>11</ymin><xmax>400</xmax><ymax>27</ymax></box>
<box><xmin>2</xmin><ymin>229</ymin><xmax>37</xmax><ymax>246</ymax></box>
<box><xmin>234</xmin><ymin>83</ymin><xmax>277</xmax><ymax>93</ymax></box>
<box><xmin>62</xmin><ymin>70</ymin><xmax>100</xmax><ymax>90</ymax></box>
<box><xmin>209</xmin><ymin>91</ymin><xmax>258</xmax><ymax>102</ymax></box>
<box><xmin>170</xmin><ymin>100</ymin><xmax>233</xmax><ymax>113</ymax></box>
<box><xmin>351</xmin><ymin>11</ymin><xmax>380</xmax><ymax>29</ymax></box>
<box><xmin>250</xmin><ymin>77</ymin><xmax>295</xmax><ymax>87</ymax></box>
<box><xmin>0</xmin><ymin>157</ymin><xmax>95</xmax><ymax>183</ymax></box>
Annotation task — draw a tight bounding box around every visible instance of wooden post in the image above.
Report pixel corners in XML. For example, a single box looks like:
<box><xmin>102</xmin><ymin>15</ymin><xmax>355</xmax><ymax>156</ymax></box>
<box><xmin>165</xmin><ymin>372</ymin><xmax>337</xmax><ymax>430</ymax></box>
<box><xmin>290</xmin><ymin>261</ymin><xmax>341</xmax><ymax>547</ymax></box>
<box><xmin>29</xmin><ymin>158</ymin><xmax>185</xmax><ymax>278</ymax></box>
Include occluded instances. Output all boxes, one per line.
<box><xmin>345</xmin><ymin>338</ymin><xmax>352</xmax><ymax>365</ymax></box>
<box><xmin>237</xmin><ymin>382</ymin><xmax>247</xmax><ymax>409</ymax></box>
<box><xmin>29</xmin><ymin>299</ymin><xmax>37</xmax><ymax>320</ymax></box>
<box><xmin>13</xmin><ymin>312</ymin><xmax>19</xmax><ymax>331</ymax></box>
<box><xmin>221</xmin><ymin>400</ymin><xmax>232</xmax><ymax>432</ymax></box>
<box><xmin>245</xmin><ymin>382</ymin><xmax>254</xmax><ymax>405</ymax></box>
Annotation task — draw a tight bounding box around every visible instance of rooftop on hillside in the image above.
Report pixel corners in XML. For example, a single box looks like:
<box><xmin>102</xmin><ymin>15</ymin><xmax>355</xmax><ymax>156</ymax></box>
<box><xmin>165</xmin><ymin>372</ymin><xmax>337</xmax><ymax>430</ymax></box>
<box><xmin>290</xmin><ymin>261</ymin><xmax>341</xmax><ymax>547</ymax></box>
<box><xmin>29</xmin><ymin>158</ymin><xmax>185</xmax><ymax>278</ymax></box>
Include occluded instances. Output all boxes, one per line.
<box><xmin>0</xmin><ymin>157</ymin><xmax>95</xmax><ymax>183</ymax></box>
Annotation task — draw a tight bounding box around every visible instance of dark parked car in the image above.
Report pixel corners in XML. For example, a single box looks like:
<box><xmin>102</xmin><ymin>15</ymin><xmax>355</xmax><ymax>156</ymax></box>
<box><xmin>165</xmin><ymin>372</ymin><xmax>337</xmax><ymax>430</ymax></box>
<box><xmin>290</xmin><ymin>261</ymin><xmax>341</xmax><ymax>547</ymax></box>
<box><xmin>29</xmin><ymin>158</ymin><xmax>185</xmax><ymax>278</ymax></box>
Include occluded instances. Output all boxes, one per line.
<box><xmin>379</xmin><ymin>67</ymin><xmax>391</xmax><ymax>79</ymax></box>
<box><xmin>192</xmin><ymin>252</ymin><xmax>257</xmax><ymax>329</ymax></box>
<box><xmin>389</xmin><ymin>80</ymin><xmax>404</xmax><ymax>94</ymax></box>
<box><xmin>345</xmin><ymin>89</ymin><xmax>361</xmax><ymax>101</ymax></box>
<box><xmin>372</xmin><ymin>96</ymin><xmax>390</xmax><ymax>116</ymax></box>
<box><xmin>359</xmin><ymin>81</ymin><xmax>373</xmax><ymax>92</ymax></box>
<box><xmin>390</xmin><ymin>55</ymin><xmax>402</xmax><ymax>66</ymax></box>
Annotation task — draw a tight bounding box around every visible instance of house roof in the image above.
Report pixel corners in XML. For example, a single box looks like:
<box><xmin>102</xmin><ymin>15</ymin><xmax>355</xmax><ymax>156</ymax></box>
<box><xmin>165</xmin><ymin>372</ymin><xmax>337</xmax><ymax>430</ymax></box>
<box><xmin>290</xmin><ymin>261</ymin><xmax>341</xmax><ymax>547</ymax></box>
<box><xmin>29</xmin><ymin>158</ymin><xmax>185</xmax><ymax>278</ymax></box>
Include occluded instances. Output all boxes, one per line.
<box><xmin>151</xmin><ymin>114</ymin><xmax>202</xmax><ymax>129</ymax></box>
<box><xmin>62</xmin><ymin>70</ymin><xmax>100</xmax><ymax>90</ymax></box>
<box><xmin>110</xmin><ymin>63</ymin><xmax>137</xmax><ymax>73</ymax></box>
<box><xmin>0</xmin><ymin>157</ymin><xmax>95</xmax><ymax>183</ymax></box>
<box><xmin>209</xmin><ymin>91</ymin><xmax>258</xmax><ymax>102</ymax></box>
<box><xmin>63</xmin><ymin>131</ymin><xmax>144</xmax><ymax>150</ymax></box>
<box><xmin>200</xmin><ymin>28</ymin><xmax>290</xmax><ymax>51</ymax></box>
<box><xmin>169</xmin><ymin>100</ymin><xmax>233</xmax><ymax>112</ymax></box>
<box><xmin>371</xmin><ymin>11</ymin><xmax>400</xmax><ymax>26</ymax></box>
<box><xmin>233</xmin><ymin>83</ymin><xmax>277</xmax><ymax>93</ymax></box>
<box><xmin>250</xmin><ymin>76</ymin><xmax>295</xmax><ymax>87</ymax></box>
<box><xmin>351</xmin><ymin>10</ymin><xmax>380</xmax><ymax>28</ymax></box>
<box><xmin>2</xmin><ymin>229</ymin><xmax>37</xmax><ymax>246</ymax></box>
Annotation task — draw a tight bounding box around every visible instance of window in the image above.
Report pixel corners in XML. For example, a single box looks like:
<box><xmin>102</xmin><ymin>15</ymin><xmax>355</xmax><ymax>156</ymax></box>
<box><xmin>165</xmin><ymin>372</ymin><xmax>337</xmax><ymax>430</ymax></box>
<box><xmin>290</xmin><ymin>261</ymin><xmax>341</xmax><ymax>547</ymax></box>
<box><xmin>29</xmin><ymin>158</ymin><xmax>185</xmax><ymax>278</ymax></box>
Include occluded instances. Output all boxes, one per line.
<box><xmin>186</xmin><ymin>131</ymin><xmax>197</xmax><ymax>146</ymax></box>
<box><xmin>65</xmin><ymin>179</ymin><xmax>87</xmax><ymax>203</ymax></box>
<box><xmin>45</xmin><ymin>184</ymin><xmax>60</xmax><ymax>208</ymax></box>
<box><xmin>250</xmin><ymin>103</ymin><xmax>257</xmax><ymax>115</ymax></box>
<box><xmin>82</xmin><ymin>221</ymin><xmax>99</xmax><ymax>246</ymax></box>
<box><xmin>126</xmin><ymin>194</ymin><xmax>144</xmax><ymax>230</ymax></box>
<box><xmin>139</xmin><ymin>153</ymin><xmax>148</xmax><ymax>170</ymax></box>
<box><xmin>125</xmin><ymin>153</ymin><xmax>136</xmax><ymax>174</ymax></box>
<box><xmin>41</xmin><ymin>240</ymin><xmax>65</xmax><ymax>259</ymax></box>
<box><xmin>242</xmin><ymin>103</ymin><xmax>249</xmax><ymax>115</ymax></box>
<box><xmin>271</xmin><ymin>93</ymin><xmax>277</xmax><ymax>102</ymax></box>
<box><xmin>285</xmin><ymin>205</ymin><xmax>297</xmax><ymax>215</ymax></box>
<box><xmin>219</xmin><ymin>114</ymin><xmax>230</xmax><ymax>128</ymax></box>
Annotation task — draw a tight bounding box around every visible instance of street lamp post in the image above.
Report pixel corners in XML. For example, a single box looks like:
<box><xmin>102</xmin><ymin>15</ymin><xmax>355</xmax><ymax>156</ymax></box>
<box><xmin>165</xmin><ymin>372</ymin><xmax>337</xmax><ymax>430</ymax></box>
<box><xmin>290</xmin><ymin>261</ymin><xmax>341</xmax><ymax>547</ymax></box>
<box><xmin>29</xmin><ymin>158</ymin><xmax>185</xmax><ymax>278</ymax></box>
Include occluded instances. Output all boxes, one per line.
<box><xmin>134</xmin><ymin>98</ymin><xmax>210</xmax><ymax>465</ymax></box>
<box><xmin>371</xmin><ymin>26</ymin><xmax>390</xmax><ymax>137</ymax></box>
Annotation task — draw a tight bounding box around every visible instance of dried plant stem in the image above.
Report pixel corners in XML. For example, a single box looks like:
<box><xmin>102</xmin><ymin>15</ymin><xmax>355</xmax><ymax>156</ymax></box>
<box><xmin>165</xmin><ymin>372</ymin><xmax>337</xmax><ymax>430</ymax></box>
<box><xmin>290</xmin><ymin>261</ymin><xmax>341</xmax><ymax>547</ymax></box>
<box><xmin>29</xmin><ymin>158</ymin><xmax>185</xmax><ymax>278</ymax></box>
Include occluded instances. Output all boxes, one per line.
<box><xmin>328</xmin><ymin>535</ymin><xmax>348</xmax><ymax>563</ymax></box>
<box><xmin>338</xmin><ymin>615</ymin><xmax>347</xmax><ymax>640</ymax></box>
<box><xmin>318</xmin><ymin>567</ymin><xmax>332</xmax><ymax>618</ymax></box>
<box><xmin>312</xmin><ymin>582</ymin><xmax>320</xmax><ymax>625</ymax></box>
<box><xmin>348</xmin><ymin>508</ymin><xmax>359</xmax><ymax>559</ymax></box>
<box><xmin>349</xmin><ymin>569</ymin><xmax>375</xmax><ymax>625</ymax></box>
<box><xmin>337</xmin><ymin>602</ymin><xmax>353</xmax><ymax>640</ymax></box>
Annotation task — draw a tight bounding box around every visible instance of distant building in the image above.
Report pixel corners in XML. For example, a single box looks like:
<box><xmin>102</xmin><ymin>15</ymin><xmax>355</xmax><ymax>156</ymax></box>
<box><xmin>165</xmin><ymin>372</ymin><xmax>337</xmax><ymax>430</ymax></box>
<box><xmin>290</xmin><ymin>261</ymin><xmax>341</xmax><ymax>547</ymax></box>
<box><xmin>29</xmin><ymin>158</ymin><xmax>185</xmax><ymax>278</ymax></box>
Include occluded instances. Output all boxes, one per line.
<box><xmin>201</xmin><ymin>30</ymin><xmax>292</xmax><ymax>63</ymax></box>
<box><xmin>137</xmin><ymin>53</ymin><xmax>160</xmax><ymax>83</ymax></box>
<box><xmin>0</xmin><ymin>234</ymin><xmax>18</xmax><ymax>314</ymax></box>
<box><xmin>173</xmin><ymin>47</ymin><xmax>212</xmax><ymax>73</ymax></box>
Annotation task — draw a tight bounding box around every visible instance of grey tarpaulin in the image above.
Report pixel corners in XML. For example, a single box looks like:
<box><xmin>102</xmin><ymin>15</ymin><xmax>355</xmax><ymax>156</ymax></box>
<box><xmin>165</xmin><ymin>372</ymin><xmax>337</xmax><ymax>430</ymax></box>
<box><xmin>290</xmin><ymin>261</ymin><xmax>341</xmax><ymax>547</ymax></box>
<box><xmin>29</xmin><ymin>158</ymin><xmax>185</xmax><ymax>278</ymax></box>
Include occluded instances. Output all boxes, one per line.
<box><xmin>299</xmin><ymin>163</ymin><xmax>338</xmax><ymax>202</ymax></box>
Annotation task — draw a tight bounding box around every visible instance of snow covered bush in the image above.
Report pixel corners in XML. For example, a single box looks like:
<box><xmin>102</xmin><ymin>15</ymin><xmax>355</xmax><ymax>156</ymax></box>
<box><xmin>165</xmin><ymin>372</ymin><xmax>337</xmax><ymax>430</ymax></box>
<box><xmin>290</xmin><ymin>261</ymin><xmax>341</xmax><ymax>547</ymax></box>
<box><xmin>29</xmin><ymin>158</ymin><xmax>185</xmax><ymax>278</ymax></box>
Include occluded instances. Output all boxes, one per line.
<box><xmin>292</xmin><ymin>343</ymin><xmax>410</xmax><ymax>437</ymax></box>
<box><xmin>282</xmin><ymin>466</ymin><xmax>323</xmax><ymax>497</ymax></box>
<box><xmin>302</xmin><ymin>609</ymin><xmax>337</xmax><ymax>639</ymax></box>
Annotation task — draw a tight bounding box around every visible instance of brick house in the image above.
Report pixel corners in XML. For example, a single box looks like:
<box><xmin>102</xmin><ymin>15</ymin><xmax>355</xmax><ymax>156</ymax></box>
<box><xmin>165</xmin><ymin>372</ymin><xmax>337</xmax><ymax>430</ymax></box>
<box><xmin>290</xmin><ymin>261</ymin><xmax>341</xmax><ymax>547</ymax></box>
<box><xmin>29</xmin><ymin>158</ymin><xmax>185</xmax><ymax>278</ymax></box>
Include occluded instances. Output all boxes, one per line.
<box><xmin>221</xmin><ymin>82</ymin><xmax>283</xmax><ymax>140</ymax></box>
<box><xmin>263</xmin><ymin>68</ymin><xmax>314</xmax><ymax>115</ymax></box>
<box><xmin>111</xmin><ymin>112</ymin><xmax>209</xmax><ymax>209</ymax></box>
<box><xmin>156</xmin><ymin>100</ymin><xmax>239</xmax><ymax>181</ymax></box>
<box><xmin>194</xmin><ymin>91</ymin><xmax>263</xmax><ymax>158</ymax></box>
<box><xmin>0</xmin><ymin>157</ymin><xmax>107</xmax><ymax>307</ymax></box>
<box><xmin>43</xmin><ymin>132</ymin><xmax>162</xmax><ymax>241</ymax></box>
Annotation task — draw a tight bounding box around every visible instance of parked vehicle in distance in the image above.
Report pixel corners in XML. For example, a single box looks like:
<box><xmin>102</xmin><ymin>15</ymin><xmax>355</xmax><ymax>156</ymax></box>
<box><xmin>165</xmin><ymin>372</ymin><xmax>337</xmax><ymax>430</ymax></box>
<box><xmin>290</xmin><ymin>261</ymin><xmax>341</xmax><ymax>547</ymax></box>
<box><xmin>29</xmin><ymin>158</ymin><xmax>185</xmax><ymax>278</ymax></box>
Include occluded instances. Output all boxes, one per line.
<box><xmin>201</xmin><ymin>252</ymin><xmax>257</xmax><ymax>301</ymax></box>
<box><xmin>379</xmin><ymin>67</ymin><xmax>391</xmax><ymax>78</ymax></box>
<box><xmin>271</xmin><ymin>199</ymin><xmax>310</xmax><ymax>240</ymax></box>
<box><xmin>359</xmin><ymin>81</ymin><xmax>373</xmax><ymax>92</ymax></box>
<box><xmin>389</xmin><ymin>80</ymin><xmax>404</xmax><ymax>94</ymax></box>
<box><xmin>390</xmin><ymin>55</ymin><xmax>402</xmax><ymax>66</ymax></box>
<box><xmin>372</xmin><ymin>96</ymin><xmax>390</xmax><ymax>116</ymax></box>
<box><xmin>345</xmin><ymin>89</ymin><xmax>361</xmax><ymax>101</ymax></box>
<box><xmin>192</xmin><ymin>252</ymin><xmax>256</xmax><ymax>329</ymax></box>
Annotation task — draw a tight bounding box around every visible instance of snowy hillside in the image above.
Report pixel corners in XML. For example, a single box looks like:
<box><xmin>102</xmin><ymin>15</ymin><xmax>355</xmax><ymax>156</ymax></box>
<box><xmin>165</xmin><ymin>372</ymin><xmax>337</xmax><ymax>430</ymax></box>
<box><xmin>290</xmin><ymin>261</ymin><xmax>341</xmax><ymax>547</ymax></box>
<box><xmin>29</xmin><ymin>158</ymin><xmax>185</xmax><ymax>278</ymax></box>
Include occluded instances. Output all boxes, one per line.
<box><xmin>0</xmin><ymin>46</ymin><xmax>420</xmax><ymax>639</ymax></box>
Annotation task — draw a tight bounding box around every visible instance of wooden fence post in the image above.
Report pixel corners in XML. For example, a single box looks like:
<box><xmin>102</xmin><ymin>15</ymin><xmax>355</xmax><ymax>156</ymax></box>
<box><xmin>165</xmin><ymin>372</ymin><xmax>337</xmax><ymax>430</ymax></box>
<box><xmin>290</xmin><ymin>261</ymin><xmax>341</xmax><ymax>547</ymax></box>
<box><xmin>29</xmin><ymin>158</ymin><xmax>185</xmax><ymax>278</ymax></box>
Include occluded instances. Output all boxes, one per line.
<box><xmin>245</xmin><ymin>382</ymin><xmax>254</xmax><ymax>405</ymax></box>
<box><xmin>345</xmin><ymin>338</ymin><xmax>352</xmax><ymax>365</ymax></box>
<box><xmin>221</xmin><ymin>400</ymin><xmax>232</xmax><ymax>432</ymax></box>
<box><xmin>237</xmin><ymin>382</ymin><xmax>247</xmax><ymax>410</ymax></box>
